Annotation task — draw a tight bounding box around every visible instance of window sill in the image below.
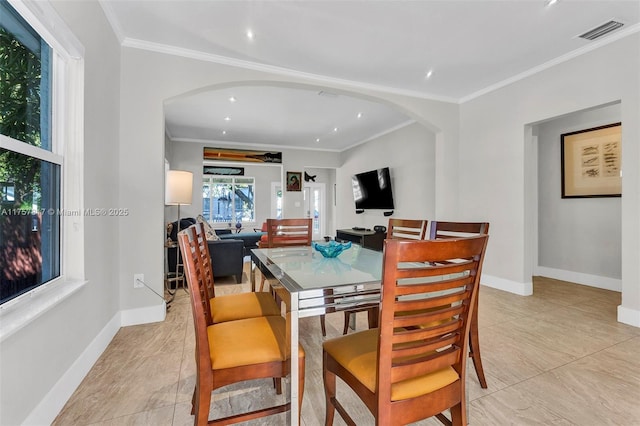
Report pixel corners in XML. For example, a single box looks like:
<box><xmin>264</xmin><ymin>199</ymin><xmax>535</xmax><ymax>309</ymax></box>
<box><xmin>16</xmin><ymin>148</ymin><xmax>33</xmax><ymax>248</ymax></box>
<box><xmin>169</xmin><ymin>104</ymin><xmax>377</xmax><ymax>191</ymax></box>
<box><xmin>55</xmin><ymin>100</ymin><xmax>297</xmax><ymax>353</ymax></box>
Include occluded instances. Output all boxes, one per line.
<box><xmin>0</xmin><ymin>277</ymin><xmax>88</xmax><ymax>343</ymax></box>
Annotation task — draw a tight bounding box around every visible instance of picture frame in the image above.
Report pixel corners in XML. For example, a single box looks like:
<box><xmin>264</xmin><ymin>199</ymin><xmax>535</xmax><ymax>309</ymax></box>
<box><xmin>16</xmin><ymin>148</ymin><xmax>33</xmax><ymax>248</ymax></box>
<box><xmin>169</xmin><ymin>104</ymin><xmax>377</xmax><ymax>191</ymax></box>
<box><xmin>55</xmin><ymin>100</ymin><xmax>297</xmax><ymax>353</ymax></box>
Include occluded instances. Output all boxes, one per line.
<box><xmin>561</xmin><ymin>123</ymin><xmax>621</xmax><ymax>198</ymax></box>
<box><xmin>286</xmin><ymin>171</ymin><xmax>302</xmax><ymax>192</ymax></box>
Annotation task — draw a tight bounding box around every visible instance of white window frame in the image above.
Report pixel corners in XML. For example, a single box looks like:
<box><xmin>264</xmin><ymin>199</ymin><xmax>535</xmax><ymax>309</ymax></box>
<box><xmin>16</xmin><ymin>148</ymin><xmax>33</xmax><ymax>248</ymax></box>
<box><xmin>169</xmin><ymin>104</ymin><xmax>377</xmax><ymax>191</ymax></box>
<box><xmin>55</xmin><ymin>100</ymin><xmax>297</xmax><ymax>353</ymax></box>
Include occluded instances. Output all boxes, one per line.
<box><xmin>0</xmin><ymin>0</ymin><xmax>85</xmax><ymax>342</ymax></box>
<box><xmin>202</xmin><ymin>174</ymin><xmax>256</xmax><ymax>227</ymax></box>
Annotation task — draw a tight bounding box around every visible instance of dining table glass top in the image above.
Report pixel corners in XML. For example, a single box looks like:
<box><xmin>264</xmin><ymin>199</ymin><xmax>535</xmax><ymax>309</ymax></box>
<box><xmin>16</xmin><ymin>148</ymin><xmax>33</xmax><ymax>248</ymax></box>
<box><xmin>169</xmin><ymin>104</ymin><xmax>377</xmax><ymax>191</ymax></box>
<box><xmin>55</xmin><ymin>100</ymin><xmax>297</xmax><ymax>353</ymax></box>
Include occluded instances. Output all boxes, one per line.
<box><xmin>251</xmin><ymin>244</ymin><xmax>383</xmax><ymax>293</ymax></box>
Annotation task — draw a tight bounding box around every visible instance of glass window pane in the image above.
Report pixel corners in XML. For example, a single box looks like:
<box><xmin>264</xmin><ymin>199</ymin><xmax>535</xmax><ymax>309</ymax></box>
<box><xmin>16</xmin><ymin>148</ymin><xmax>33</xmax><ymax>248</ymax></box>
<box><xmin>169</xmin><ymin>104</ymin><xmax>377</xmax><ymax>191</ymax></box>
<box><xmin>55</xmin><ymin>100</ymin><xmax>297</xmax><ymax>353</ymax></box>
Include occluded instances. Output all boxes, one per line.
<box><xmin>0</xmin><ymin>1</ymin><xmax>52</xmax><ymax>150</ymax></box>
<box><xmin>0</xmin><ymin>148</ymin><xmax>60</xmax><ymax>303</ymax></box>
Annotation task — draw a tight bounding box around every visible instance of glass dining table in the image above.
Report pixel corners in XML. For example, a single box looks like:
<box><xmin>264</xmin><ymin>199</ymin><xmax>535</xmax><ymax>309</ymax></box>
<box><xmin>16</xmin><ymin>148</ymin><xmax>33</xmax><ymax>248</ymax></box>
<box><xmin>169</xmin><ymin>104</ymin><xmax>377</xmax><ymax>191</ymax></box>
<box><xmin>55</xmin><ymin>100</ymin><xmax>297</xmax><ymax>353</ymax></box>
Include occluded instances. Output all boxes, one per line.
<box><xmin>250</xmin><ymin>243</ymin><xmax>383</xmax><ymax>425</ymax></box>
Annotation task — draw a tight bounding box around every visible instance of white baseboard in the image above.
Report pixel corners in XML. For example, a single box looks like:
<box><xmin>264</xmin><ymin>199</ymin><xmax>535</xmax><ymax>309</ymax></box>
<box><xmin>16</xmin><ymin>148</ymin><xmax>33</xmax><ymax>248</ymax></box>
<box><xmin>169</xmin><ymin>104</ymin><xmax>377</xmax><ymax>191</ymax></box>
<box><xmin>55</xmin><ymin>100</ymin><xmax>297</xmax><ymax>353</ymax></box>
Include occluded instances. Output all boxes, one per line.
<box><xmin>120</xmin><ymin>301</ymin><xmax>166</xmax><ymax>327</ymax></box>
<box><xmin>618</xmin><ymin>305</ymin><xmax>640</xmax><ymax>328</ymax></box>
<box><xmin>24</xmin><ymin>302</ymin><xmax>165</xmax><ymax>424</ymax></box>
<box><xmin>535</xmin><ymin>266</ymin><xmax>621</xmax><ymax>292</ymax></box>
<box><xmin>22</xmin><ymin>312</ymin><xmax>121</xmax><ymax>426</ymax></box>
<box><xmin>481</xmin><ymin>274</ymin><xmax>533</xmax><ymax>296</ymax></box>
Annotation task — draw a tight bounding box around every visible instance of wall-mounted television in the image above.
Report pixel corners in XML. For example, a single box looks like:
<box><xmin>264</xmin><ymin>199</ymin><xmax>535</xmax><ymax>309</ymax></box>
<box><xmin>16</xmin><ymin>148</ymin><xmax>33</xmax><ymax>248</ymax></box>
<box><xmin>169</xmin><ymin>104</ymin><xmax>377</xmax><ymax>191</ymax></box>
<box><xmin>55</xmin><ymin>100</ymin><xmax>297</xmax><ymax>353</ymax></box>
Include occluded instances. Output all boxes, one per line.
<box><xmin>351</xmin><ymin>167</ymin><xmax>395</xmax><ymax>210</ymax></box>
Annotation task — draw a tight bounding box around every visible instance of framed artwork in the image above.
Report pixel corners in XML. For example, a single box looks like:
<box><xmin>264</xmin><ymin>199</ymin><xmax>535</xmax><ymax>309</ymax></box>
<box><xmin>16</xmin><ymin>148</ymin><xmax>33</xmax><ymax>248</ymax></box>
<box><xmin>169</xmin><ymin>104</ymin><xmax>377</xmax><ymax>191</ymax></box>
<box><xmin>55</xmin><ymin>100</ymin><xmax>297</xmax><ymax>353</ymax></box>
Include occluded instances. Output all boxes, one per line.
<box><xmin>203</xmin><ymin>147</ymin><xmax>282</xmax><ymax>163</ymax></box>
<box><xmin>286</xmin><ymin>171</ymin><xmax>302</xmax><ymax>191</ymax></box>
<box><xmin>561</xmin><ymin>123</ymin><xmax>621</xmax><ymax>198</ymax></box>
<box><xmin>203</xmin><ymin>165</ymin><xmax>244</xmax><ymax>175</ymax></box>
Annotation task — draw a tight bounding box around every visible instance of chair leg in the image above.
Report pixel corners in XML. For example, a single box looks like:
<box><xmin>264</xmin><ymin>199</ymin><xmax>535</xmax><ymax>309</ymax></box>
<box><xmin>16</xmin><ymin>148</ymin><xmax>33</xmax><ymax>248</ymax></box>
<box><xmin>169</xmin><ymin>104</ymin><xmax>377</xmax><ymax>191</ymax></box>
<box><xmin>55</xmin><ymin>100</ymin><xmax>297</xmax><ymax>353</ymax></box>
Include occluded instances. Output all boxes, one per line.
<box><xmin>469</xmin><ymin>303</ymin><xmax>487</xmax><ymax>388</ymax></box>
<box><xmin>320</xmin><ymin>314</ymin><xmax>327</xmax><ymax>337</ymax></box>
<box><xmin>449</xmin><ymin>401</ymin><xmax>466</xmax><ymax>426</ymax></box>
<box><xmin>193</xmin><ymin>383</ymin><xmax>211</xmax><ymax>426</ymax></box>
<box><xmin>342</xmin><ymin>311</ymin><xmax>351</xmax><ymax>335</ymax></box>
<box><xmin>299</xmin><ymin>350</ymin><xmax>306</xmax><ymax>424</ymax></box>
<box><xmin>323</xmin><ymin>353</ymin><xmax>336</xmax><ymax>426</ymax></box>
<box><xmin>367</xmin><ymin>306</ymin><xmax>379</xmax><ymax>329</ymax></box>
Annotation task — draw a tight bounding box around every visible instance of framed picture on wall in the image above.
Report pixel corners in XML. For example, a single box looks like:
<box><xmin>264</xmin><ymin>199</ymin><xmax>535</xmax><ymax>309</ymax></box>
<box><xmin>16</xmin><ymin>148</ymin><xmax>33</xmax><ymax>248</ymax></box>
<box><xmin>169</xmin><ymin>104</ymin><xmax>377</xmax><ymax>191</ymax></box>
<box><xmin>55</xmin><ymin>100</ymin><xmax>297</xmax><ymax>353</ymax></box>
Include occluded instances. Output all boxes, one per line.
<box><xmin>561</xmin><ymin>123</ymin><xmax>622</xmax><ymax>198</ymax></box>
<box><xmin>286</xmin><ymin>171</ymin><xmax>302</xmax><ymax>191</ymax></box>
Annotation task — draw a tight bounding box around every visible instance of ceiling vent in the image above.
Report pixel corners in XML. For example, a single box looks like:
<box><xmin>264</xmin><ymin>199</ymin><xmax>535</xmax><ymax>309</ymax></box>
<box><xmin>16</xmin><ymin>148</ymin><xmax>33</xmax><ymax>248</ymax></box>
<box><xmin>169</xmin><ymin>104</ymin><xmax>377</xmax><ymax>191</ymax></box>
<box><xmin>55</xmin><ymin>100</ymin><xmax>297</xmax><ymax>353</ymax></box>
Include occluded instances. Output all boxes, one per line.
<box><xmin>578</xmin><ymin>20</ymin><xmax>624</xmax><ymax>40</ymax></box>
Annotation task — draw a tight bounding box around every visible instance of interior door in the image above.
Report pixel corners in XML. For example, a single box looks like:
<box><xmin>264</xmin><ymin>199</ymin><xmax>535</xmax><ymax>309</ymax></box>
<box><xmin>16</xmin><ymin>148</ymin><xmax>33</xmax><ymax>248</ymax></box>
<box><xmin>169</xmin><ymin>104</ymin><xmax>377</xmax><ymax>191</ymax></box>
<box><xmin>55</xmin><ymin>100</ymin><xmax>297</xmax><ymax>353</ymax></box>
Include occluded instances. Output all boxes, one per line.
<box><xmin>303</xmin><ymin>182</ymin><xmax>325</xmax><ymax>240</ymax></box>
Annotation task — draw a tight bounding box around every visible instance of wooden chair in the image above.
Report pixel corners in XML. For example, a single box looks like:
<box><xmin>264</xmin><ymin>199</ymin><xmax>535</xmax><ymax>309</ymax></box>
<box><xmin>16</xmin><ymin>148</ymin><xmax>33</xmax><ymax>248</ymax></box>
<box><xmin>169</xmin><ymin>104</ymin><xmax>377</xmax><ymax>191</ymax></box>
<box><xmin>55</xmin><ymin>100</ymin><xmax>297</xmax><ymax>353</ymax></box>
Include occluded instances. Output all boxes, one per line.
<box><xmin>178</xmin><ymin>225</ymin><xmax>305</xmax><ymax>425</ymax></box>
<box><xmin>191</xmin><ymin>222</ymin><xmax>281</xmax><ymax>324</ymax></box>
<box><xmin>340</xmin><ymin>218</ymin><xmax>428</xmax><ymax>336</ymax></box>
<box><xmin>387</xmin><ymin>218</ymin><xmax>428</xmax><ymax>240</ymax></box>
<box><xmin>429</xmin><ymin>221</ymin><xmax>490</xmax><ymax>389</ymax></box>
<box><xmin>323</xmin><ymin>235</ymin><xmax>489</xmax><ymax>426</ymax></box>
<box><xmin>258</xmin><ymin>218</ymin><xmax>313</xmax><ymax>292</ymax></box>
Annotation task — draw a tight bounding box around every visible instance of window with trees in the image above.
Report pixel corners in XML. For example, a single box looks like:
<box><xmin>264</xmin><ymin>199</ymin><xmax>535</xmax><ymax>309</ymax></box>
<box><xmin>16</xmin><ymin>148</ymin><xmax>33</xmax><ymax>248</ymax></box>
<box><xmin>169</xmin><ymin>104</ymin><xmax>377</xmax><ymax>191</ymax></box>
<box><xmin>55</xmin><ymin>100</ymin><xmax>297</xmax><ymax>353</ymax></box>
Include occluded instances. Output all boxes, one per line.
<box><xmin>202</xmin><ymin>176</ymin><xmax>255</xmax><ymax>225</ymax></box>
<box><xmin>0</xmin><ymin>1</ymin><xmax>61</xmax><ymax>304</ymax></box>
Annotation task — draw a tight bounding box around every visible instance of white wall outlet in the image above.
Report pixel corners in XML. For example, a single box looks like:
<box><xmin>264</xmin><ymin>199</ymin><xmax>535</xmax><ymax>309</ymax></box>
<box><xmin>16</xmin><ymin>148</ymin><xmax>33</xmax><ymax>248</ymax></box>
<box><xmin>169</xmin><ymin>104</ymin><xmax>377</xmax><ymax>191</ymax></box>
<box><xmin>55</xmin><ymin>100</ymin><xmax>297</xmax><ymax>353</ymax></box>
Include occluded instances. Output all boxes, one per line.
<box><xmin>133</xmin><ymin>273</ymin><xmax>144</xmax><ymax>288</ymax></box>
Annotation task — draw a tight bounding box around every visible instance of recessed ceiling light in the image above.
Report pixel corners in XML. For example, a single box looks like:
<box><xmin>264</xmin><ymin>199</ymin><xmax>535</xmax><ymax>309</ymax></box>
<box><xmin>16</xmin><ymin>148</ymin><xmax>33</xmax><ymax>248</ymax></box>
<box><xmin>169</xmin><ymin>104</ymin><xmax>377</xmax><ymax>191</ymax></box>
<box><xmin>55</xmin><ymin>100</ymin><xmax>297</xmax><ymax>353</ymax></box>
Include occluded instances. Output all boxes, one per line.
<box><xmin>229</xmin><ymin>96</ymin><xmax>236</xmax><ymax>103</ymax></box>
<box><xmin>315</xmin><ymin>138</ymin><xmax>320</xmax><ymax>143</ymax></box>
<box><xmin>425</xmin><ymin>69</ymin><xmax>433</xmax><ymax>79</ymax></box>
<box><xmin>333</xmin><ymin>127</ymin><xmax>338</xmax><ymax>132</ymax></box>
<box><xmin>357</xmin><ymin>112</ymin><xmax>363</xmax><ymax>119</ymax></box>
<box><xmin>546</xmin><ymin>0</ymin><xmax>558</xmax><ymax>6</ymax></box>
<box><xmin>222</xmin><ymin>130</ymin><xmax>227</xmax><ymax>135</ymax></box>
<box><xmin>224</xmin><ymin>116</ymin><xmax>230</xmax><ymax>121</ymax></box>
<box><xmin>246</xmin><ymin>29</ymin><xmax>255</xmax><ymax>40</ymax></box>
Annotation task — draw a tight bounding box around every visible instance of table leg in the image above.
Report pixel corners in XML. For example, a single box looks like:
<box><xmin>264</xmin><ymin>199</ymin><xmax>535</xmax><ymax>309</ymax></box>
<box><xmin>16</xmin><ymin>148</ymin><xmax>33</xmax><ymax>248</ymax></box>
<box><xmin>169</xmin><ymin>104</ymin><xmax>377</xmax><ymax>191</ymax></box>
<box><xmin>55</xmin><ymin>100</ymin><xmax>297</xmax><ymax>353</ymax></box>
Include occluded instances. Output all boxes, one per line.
<box><xmin>250</xmin><ymin>260</ymin><xmax>256</xmax><ymax>292</ymax></box>
<box><xmin>288</xmin><ymin>307</ymin><xmax>300</xmax><ymax>425</ymax></box>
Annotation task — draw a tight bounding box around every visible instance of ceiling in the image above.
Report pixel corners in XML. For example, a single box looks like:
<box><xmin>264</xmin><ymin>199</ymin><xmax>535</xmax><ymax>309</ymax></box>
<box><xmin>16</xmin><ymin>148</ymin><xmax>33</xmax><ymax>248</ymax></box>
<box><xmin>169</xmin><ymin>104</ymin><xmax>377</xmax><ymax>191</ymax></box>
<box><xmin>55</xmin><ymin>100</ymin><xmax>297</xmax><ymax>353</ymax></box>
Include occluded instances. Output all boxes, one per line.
<box><xmin>101</xmin><ymin>0</ymin><xmax>640</xmax><ymax>152</ymax></box>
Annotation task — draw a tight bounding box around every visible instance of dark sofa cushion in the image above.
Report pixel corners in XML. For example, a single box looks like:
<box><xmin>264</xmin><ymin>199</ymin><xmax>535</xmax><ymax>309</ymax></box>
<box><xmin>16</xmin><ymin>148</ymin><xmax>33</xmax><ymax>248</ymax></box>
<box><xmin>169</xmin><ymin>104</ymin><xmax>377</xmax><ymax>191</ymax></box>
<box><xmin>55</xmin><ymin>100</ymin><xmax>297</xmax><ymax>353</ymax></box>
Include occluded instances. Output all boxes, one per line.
<box><xmin>168</xmin><ymin>217</ymin><xmax>196</xmax><ymax>241</ymax></box>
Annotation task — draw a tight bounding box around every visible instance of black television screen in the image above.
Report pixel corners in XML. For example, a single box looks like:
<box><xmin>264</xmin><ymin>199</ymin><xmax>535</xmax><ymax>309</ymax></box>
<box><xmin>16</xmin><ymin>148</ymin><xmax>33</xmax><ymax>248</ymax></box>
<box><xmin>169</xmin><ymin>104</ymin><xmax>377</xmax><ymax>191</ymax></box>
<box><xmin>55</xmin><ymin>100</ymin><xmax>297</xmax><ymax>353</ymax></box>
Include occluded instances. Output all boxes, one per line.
<box><xmin>351</xmin><ymin>167</ymin><xmax>395</xmax><ymax>210</ymax></box>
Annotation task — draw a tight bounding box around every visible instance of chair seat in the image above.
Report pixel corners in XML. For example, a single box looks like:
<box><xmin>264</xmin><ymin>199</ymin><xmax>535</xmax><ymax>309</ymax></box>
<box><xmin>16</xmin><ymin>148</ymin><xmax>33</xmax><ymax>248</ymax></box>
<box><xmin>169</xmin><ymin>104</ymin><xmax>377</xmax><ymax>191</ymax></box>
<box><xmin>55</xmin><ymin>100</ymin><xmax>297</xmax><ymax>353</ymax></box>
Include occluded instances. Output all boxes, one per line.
<box><xmin>208</xmin><ymin>316</ymin><xmax>304</xmax><ymax>370</ymax></box>
<box><xmin>210</xmin><ymin>292</ymin><xmax>280</xmax><ymax>323</ymax></box>
<box><xmin>323</xmin><ymin>329</ymin><xmax>459</xmax><ymax>401</ymax></box>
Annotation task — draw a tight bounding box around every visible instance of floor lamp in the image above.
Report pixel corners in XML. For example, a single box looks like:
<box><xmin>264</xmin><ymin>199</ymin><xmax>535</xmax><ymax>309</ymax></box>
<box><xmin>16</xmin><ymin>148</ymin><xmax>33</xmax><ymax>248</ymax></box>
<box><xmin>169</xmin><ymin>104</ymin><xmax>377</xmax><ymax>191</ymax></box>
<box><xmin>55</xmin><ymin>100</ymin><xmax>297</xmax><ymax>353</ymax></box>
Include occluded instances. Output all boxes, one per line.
<box><xmin>165</xmin><ymin>170</ymin><xmax>193</xmax><ymax>294</ymax></box>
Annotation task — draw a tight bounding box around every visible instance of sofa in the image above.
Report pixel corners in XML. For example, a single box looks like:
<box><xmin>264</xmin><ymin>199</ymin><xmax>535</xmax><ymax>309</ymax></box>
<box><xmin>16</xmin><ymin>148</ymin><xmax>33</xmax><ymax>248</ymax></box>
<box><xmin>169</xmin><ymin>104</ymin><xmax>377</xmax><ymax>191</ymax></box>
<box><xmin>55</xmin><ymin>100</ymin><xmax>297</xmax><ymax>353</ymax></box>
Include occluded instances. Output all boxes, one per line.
<box><xmin>167</xmin><ymin>218</ymin><xmax>244</xmax><ymax>283</ymax></box>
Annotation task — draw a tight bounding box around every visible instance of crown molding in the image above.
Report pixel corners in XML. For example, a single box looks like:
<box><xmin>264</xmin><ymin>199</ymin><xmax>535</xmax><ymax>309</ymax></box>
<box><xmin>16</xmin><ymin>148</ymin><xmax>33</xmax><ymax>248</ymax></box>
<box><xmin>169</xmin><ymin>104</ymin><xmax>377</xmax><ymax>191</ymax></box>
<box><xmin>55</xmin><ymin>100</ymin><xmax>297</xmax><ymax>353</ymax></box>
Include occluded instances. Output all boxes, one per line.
<box><xmin>121</xmin><ymin>37</ymin><xmax>459</xmax><ymax>104</ymax></box>
<box><xmin>461</xmin><ymin>23</ymin><xmax>640</xmax><ymax>103</ymax></box>
<box><xmin>98</xmin><ymin>0</ymin><xmax>125</xmax><ymax>44</ymax></box>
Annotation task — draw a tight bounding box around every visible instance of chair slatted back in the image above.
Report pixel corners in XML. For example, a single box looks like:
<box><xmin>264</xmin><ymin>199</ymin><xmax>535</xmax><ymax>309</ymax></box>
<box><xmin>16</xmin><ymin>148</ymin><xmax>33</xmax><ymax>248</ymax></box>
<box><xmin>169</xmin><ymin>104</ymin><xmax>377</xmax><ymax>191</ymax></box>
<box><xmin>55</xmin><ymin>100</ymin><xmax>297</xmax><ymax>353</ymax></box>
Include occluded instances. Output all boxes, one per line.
<box><xmin>265</xmin><ymin>218</ymin><xmax>313</xmax><ymax>248</ymax></box>
<box><xmin>429</xmin><ymin>221</ymin><xmax>489</xmax><ymax>240</ymax></box>
<box><xmin>178</xmin><ymin>226</ymin><xmax>215</xmax><ymax>385</ymax></box>
<box><xmin>193</xmin><ymin>222</ymin><xmax>216</xmax><ymax>299</ymax></box>
<box><xmin>387</xmin><ymin>218</ymin><xmax>428</xmax><ymax>240</ymax></box>
<box><xmin>377</xmin><ymin>236</ymin><xmax>489</xmax><ymax>405</ymax></box>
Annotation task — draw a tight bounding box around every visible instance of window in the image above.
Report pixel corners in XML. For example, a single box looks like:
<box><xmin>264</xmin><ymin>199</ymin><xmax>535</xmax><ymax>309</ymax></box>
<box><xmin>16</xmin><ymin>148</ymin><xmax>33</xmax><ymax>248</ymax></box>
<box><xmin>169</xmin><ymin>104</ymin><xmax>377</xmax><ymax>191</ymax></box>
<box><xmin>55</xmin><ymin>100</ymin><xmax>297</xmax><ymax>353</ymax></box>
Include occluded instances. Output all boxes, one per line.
<box><xmin>0</xmin><ymin>1</ymin><xmax>62</xmax><ymax>304</ymax></box>
<box><xmin>203</xmin><ymin>175</ymin><xmax>255</xmax><ymax>225</ymax></box>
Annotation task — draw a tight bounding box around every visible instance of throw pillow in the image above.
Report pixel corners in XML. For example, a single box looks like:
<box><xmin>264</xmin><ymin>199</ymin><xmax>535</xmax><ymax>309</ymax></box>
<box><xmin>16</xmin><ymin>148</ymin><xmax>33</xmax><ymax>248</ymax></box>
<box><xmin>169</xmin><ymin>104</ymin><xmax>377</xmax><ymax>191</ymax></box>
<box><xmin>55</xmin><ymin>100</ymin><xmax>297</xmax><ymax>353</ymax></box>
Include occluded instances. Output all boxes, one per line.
<box><xmin>196</xmin><ymin>215</ymin><xmax>219</xmax><ymax>241</ymax></box>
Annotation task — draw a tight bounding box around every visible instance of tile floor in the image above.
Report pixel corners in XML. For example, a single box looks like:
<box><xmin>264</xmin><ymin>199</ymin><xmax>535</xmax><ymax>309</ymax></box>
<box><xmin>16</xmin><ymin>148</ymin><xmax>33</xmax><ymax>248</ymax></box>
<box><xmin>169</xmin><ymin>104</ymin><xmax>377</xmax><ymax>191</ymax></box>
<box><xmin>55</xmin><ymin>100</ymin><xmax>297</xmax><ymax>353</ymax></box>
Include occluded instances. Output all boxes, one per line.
<box><xmin>53</xmin><ymin>264</ymin><xmax>640</xmax><ymax>425</ymax></box>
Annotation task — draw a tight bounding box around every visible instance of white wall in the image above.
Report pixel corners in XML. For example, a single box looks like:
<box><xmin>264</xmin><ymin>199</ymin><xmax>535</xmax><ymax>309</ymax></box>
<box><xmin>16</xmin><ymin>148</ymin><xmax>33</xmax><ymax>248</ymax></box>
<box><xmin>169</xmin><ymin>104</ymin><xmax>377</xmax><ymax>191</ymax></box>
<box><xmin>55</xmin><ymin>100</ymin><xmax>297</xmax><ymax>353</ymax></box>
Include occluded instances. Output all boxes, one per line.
<box><xmin>166</xmin><ymin>139</ymin><xmax>282</xmax><ymax>228</ymax></box>
<box><xmin>0</xmin><ymin>2</ymin><xmax>122</xmax><ymax>424</ymax></box>
<box><xmin>459</xmin><ymin>34</ymin><xmax>640</xmax><ymax>325</ymax></box>
<box><xmin>537</xmin><ymin>103</ymin><xmax>622</xmax><ymax>289</ymax></box>
<box><xmin>337</xmin><ymin>122</ymin><xmax>436</xmax><ymax>230</ymax></box>
<box><xmin>117</xmin><ymin>47</ymin><xmax>459</xmax><ymax>321</ymax></box>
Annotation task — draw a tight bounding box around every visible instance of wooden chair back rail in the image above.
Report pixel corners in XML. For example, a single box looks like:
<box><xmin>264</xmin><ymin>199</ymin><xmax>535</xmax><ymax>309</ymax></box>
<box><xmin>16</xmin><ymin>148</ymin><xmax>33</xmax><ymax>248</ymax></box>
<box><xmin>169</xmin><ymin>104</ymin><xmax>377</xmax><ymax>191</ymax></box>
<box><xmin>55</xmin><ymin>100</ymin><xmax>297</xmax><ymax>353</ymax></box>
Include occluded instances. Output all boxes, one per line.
<box><xmin>265</xmin><ymin>218</ymin><xmax>313</xmax><ymax>248</ymax></box>
<box><xmin>192</xmin><ymin>222</ymin><xmax>217</xmax><ymax>299</ymax></box>
<box><xmin>387</xmin><ymin>218</ymin><xmax>428</xmax><ymax>240</ymax></box>
<box><xmin>429</xmin><ymin>221</ymin><xmax>489</xmax><ymax>239</ymax></box>
<box><xmin>323</xmin><ymin>235</ymin><xmax>488</xmax><ymax>426</ymax></box>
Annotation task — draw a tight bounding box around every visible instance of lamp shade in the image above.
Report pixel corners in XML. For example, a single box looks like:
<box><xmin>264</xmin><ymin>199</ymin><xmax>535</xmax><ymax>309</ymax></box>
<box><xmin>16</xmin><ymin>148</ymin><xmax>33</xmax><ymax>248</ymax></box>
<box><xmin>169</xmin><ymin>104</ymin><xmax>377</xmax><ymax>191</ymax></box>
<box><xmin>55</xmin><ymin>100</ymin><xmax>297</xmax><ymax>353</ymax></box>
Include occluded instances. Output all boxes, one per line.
<box><xmin>165</xmin><ymin>170</ymin><xmax>193</xmax><ymax>205</ymax></box>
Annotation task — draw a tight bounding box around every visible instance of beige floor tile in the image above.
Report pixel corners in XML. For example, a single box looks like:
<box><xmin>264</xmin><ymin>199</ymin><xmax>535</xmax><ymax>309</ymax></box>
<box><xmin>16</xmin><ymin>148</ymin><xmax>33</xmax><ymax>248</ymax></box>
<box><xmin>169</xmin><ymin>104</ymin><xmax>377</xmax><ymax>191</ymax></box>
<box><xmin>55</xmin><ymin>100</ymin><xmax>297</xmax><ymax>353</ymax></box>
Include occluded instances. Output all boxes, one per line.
<box><xmin>53</xmin><ymin>264</ymin><xmax>639</xmax><ymax>425</ymax></box>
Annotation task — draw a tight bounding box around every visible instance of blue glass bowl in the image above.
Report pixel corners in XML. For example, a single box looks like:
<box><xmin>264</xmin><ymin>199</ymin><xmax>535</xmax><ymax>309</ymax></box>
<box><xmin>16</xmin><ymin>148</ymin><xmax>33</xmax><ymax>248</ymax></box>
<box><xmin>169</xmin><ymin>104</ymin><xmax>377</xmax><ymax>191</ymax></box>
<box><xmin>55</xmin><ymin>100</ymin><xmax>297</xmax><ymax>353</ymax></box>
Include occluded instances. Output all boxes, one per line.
<box><xmin>313</xmin><ymin>240</ymin><xmax>352</xmax><ymax>258</ymax></box>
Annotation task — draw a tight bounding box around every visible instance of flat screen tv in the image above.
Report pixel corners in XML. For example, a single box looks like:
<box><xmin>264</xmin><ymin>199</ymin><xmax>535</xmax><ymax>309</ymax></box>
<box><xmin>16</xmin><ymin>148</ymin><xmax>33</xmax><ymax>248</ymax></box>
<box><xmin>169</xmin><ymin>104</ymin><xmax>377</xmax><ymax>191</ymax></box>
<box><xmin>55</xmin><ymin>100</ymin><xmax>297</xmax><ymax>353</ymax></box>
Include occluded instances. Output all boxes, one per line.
<box><xmin>351</xmin><ymin>167</ymin><xmax>395</xmax><ymax>210</ymax></box>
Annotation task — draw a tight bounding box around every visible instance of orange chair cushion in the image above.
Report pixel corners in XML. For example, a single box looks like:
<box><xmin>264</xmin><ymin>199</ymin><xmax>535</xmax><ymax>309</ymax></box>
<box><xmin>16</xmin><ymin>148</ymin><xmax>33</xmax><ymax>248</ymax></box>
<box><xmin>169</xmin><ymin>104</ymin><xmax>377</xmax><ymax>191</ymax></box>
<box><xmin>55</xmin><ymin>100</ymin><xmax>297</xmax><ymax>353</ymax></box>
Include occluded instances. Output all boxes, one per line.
<box><xmin>208</xmin><ymin>316</ymin><xmax>304</xmax><ymax>370</ymax></box>
<box><xmin>323</xmin><ymin>329</ymin><xmax>459</xmax><ymax>401</ymax></box>
<box><xmin>210</xmin><ymin>292</ymin><xmax>280</xmax><ymax>323</ymax></box>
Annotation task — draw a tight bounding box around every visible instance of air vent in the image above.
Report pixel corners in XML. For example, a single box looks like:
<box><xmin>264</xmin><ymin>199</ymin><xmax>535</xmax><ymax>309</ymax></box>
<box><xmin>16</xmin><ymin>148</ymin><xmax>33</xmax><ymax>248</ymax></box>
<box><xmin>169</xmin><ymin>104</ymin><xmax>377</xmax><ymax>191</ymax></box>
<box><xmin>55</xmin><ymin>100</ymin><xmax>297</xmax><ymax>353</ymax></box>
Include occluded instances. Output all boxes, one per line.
<box><xmin>578</xmin><ymin>20</ymin><xmax>624</xmax><ymax>40</ymax></box>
